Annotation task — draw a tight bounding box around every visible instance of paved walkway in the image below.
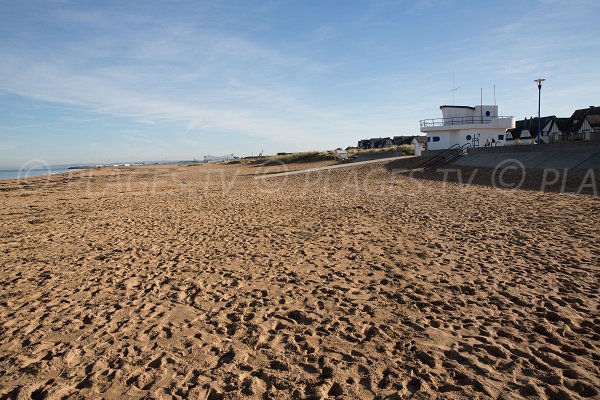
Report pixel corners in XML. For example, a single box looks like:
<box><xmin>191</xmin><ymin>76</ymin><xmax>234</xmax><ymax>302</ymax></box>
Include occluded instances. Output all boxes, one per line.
<box><xmin>256</xmin><ymin>156</ymin><xmax>414</xmax><ymax>178</ymax></box>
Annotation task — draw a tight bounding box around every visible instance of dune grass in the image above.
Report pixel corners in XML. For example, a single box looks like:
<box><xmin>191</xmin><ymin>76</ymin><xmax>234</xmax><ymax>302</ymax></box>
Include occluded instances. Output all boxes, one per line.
<box><xmin>348</xmin><ymin>144</ymin><xmax>415</xmax><ymax>156</ymax></box>
<box><xmin>399</xmin><ymin>144</ymin><xmax>415</xmax><ymax>155</ymax></box>
<box><xmin>248</xmin><ymin>151</ymin><xmax>338</xmax><ymax>165</ymax></box>
<box><xmin>223</xmin><ymin>145</ymin><xmax>416</xmax><ymax>167</ymax></box>
<box><xmin>348</xmin><ymin>146</ymin><xmax>397</xmax><ymax>155</ymax></box>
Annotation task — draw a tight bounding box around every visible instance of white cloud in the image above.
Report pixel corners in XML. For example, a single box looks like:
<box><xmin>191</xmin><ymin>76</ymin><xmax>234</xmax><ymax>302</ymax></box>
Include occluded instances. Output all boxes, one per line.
<box><xmin>493</xmin><ymin>22</ymin><xmax>523</xmax><ymax>35</ymax></box>
<box><xmin>0</xmin><ymin>17</ymin><xmax>343</xmax><ymax>144</ymax></box>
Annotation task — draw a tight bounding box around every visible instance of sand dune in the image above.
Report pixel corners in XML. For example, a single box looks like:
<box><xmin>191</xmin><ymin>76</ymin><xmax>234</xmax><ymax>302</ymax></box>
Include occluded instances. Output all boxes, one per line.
<box><xmin>0</xmin><ymin>163</ymin><xmax>598</xmax><ymax>399</ymax></box>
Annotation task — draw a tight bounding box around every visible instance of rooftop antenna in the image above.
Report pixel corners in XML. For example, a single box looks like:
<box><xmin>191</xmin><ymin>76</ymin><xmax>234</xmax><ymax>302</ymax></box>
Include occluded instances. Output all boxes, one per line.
<box><xmin>450</xmin><ymin>72</ymin><xmax>459</xmax><ymax>105</ymax></box>
<box><xmin>493</xmin><ymin>84</ymin><xmax>497</xmax><ymax>116</ymax></box>
<box><xmin>480</xmin><ymin>87</ymin><xmax>483</xmax><ymax>120</ymax></box>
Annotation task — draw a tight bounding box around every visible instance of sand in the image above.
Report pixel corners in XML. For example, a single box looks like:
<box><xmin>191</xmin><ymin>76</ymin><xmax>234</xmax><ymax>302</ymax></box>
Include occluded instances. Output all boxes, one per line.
<box><xmin>0</xmin><ymin>162</ymin><xmax>598</xmax><ymax>399</ymax></box>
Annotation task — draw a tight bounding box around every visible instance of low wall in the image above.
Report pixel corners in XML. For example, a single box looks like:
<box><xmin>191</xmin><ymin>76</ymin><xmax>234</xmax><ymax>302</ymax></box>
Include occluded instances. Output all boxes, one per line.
<box><xmin>452</xmin><ymin>142</ymin><xmax>600</xmax><ymax>170</ymax></box>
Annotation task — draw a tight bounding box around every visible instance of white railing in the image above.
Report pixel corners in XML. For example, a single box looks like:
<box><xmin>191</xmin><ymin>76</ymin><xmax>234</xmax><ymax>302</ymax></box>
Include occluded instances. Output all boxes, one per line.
<box><xmin>420</xmin><ymin>116</ymin><xmax>513</xmax><ymax>128</ymax></box>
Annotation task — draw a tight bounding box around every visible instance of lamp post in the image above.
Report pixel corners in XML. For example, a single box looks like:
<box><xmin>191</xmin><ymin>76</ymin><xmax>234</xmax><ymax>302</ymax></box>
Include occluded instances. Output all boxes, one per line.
<box><xmin>534</xmin><ymin>78</ymin><xmax>545</xmax><ymax>144</ymax></box>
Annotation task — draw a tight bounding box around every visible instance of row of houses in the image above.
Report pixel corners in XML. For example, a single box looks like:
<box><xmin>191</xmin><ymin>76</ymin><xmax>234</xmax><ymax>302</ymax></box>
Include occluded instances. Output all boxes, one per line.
<box><xmin>356</xmin><ymin>135</ymin><xmax>424</xmax><ymax>149</ymax></box>
<box><xmin>508</xmin><ymin>106</ymin><xmax>600</xmax><ymax>144</ymax></box>
<box><xmin>419</xmin><ymin>104</ymin><xmax>600</xmax><ymax>151</ymax></box>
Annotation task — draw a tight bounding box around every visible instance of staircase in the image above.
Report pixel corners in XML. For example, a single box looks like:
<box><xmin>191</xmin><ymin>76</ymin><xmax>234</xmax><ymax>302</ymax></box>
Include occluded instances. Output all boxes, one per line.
<box><xmin>419</xmin><ymin>143</ymin><xmax>471</xmax><ymax>169</ymax></box>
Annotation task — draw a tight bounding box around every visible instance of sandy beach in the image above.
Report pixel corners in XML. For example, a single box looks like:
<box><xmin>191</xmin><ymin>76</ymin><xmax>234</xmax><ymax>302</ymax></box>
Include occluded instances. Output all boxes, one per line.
<box><xmin>0</xmin><ymin>162</ymin><xmax>598</xmax><ymax>399</ymax></box>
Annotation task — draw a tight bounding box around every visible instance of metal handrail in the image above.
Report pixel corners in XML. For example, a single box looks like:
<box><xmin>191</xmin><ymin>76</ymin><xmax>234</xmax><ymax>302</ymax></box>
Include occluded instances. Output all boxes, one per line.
<box><xmin>440</xmin><ymin>142</ymin><xmax>471</xmax><ymax>165</ymax></box>
<box><xmin>420</xmin><ymin>143</ymin><xmax>471</xmax><ymax>170</ymax></box>
<box><xmin>420</xmin><ymin>144</ymin><xmax>460</xmax><ymax>169</ymax></box>
<box><xmin>420</xmin><ymin>116</ymin><xmax>514</xmax><ymax>128</ymax></box>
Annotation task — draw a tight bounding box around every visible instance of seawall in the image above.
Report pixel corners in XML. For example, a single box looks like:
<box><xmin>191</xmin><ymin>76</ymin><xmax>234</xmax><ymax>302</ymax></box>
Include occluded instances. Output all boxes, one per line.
<box><xmin>452</xmin><ymin>141</ymin><xmax>600</xmax><ymax>170</ymax></box>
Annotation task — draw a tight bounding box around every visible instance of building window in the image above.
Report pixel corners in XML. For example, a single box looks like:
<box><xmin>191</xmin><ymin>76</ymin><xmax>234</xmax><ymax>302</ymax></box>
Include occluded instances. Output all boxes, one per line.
<box><xmin>466</xmin><ymin>134</ymin><xmax>472</xmax><ymax>141</ymax></box>
<box><xmin>427</xmin><ymin>137</ymin><xmax>431</xmax><ymax>142</ymax></box>
<box><xmin>432</xmin><ymin>136</ymin><xmax>440</xmax><ymax>142</ymax></box>
<box><xmin>485</xmin><ymin>111</ymin><xmax>491</xmax><ymax>117</ymax></box>
<box><xmin>498</xmin><ymin>134</ymin><xmax>504</xmax><ymax>140</ymax></box>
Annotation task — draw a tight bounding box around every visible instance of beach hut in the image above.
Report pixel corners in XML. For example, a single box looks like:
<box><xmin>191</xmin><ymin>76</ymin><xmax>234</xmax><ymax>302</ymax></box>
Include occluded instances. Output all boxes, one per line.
<box><xmin>411</xmin><ymin>136</ymin><xmax>427</xmax><ymax>156</ymax></box>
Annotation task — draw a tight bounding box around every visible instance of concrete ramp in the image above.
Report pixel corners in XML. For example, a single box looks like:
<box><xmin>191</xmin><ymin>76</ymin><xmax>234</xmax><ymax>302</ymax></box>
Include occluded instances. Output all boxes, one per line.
<box><xmin>451</xmin><ymin>142</ymin><xmax>600</xmax><ymax>170</ymax></box>
<box><xmin>576</xmin><ymin>152</ymin><xmax>600</xmax><ymax>170</ymax></box>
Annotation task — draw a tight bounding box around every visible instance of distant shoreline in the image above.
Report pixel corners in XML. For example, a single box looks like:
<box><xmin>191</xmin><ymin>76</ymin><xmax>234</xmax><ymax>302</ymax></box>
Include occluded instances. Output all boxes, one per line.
<box><xmin>0</xmin><ymin>167</ymin><xmax>78</xmax><ymax>180</ymax></box>
<box><xmin>0</xmin><ymin>163</ymin><xmax>148</xmax><ymax>180</ymax></box>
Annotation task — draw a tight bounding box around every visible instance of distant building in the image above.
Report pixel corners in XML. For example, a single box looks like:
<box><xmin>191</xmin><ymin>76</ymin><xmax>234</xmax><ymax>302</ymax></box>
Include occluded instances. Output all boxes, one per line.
<box><xmin>569</xmin><ymin>106</ymin><xmax>600</xmax><ymax>141</ymax></box>
<box><xmin>411</xmin><ymin>136</ymin><xmax>427</xmax><ymax>156</ymax></box>
<box><xmin>392</xmin><ymin>135</ymin><xmax>417</xmax><ymax>145</ymax></box>
<box><xmin>548</xmin><ymin>118</ymin><xmax>571</xmax><ymax>143</ymax></box>
<box><xmin>357</xmin><ymin>137</ymin><xmax>393</xmax><ymax>149</ymax></box>
<box><xmin>507</xmin><ymin>115</ymin><xmax>555</xmax><ymax>144</ymax></box>
<box><xmin>203</xmin><ymin>154</ymin><xmax>239</xmax><ymax>163</ymax></box>
<box><xmin>509</xmin><ymin>106</ymin><xmax>600</xmax><ymax>144</ymax></box>
<box><xmin>420</xmin><ymin>105</ymin><xmax>515</xmax><ymax>150</ymax></box>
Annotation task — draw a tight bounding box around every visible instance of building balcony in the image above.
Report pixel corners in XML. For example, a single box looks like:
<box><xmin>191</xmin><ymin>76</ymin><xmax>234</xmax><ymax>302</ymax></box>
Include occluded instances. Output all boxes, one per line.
<box><xmin>419</xmin><ymin>116</ymin><xmax>514</xmax><ymax>129</ymax></box>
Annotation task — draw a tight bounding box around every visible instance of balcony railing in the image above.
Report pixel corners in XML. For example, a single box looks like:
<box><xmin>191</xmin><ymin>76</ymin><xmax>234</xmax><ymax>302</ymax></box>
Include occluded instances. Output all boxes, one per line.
<box><xmin>420</xmin><ymin>116</ymin><xmax>513</xmax><ymax>128</ymax></box>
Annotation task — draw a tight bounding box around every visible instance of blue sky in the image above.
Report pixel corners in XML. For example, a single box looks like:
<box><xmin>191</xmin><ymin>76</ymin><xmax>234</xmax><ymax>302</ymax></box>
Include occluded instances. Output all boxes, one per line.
<box><xmin>1</xmin><ymin>0</ymin><xmax>599</xmax><ymax>167</ymax></box>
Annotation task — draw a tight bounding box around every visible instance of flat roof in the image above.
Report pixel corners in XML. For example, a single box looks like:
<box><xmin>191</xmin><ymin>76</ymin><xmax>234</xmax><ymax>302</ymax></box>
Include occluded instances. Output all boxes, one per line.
<box><xmin>440</xmin><ymin>105</ymin><xmax>476</xmax><ymax>110</ymax></box>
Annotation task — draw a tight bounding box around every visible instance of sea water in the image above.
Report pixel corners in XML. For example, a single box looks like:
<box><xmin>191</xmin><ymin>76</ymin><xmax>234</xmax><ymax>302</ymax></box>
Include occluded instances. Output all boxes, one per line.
<box><xmin>0</xmin><ymin>166</ymin><xmax>75</xmax><ymax>180</ymax></box>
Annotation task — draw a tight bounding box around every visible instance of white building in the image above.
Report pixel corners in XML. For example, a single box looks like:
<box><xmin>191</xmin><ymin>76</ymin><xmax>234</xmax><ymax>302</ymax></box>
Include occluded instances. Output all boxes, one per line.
<box><xmin>411</xmin><ymin>136</ymin><xmax>427</xmax><ymax>156</ymax></box>
<box><xmin>420</xmin><ymin>105</ymin><xmax>515</xmax><ymax>150</ymax></box>
<box><xmin>571</xmin><ymin>106</ymin><xmax>600</xmax><ymax>141</ymax></box>
<box><xmin>203</xmin><ymin>154</ymin><xmax>238</xmax><ymax>163</ymax></box>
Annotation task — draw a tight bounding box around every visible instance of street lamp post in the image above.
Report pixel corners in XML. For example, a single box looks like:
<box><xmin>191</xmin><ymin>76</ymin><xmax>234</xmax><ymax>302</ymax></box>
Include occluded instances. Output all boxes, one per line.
<box><xmin>534</xmin><ymin>78</ymin><xmax>545</xmax><ymax>144</ymax></box>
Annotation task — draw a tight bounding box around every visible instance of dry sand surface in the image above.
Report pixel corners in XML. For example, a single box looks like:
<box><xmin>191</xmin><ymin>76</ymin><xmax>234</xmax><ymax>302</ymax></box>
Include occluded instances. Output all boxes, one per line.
<box><xmin>0</xmin><ymin>162</ymin><xmax>599</xmax><ymax>399</ymax></box>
